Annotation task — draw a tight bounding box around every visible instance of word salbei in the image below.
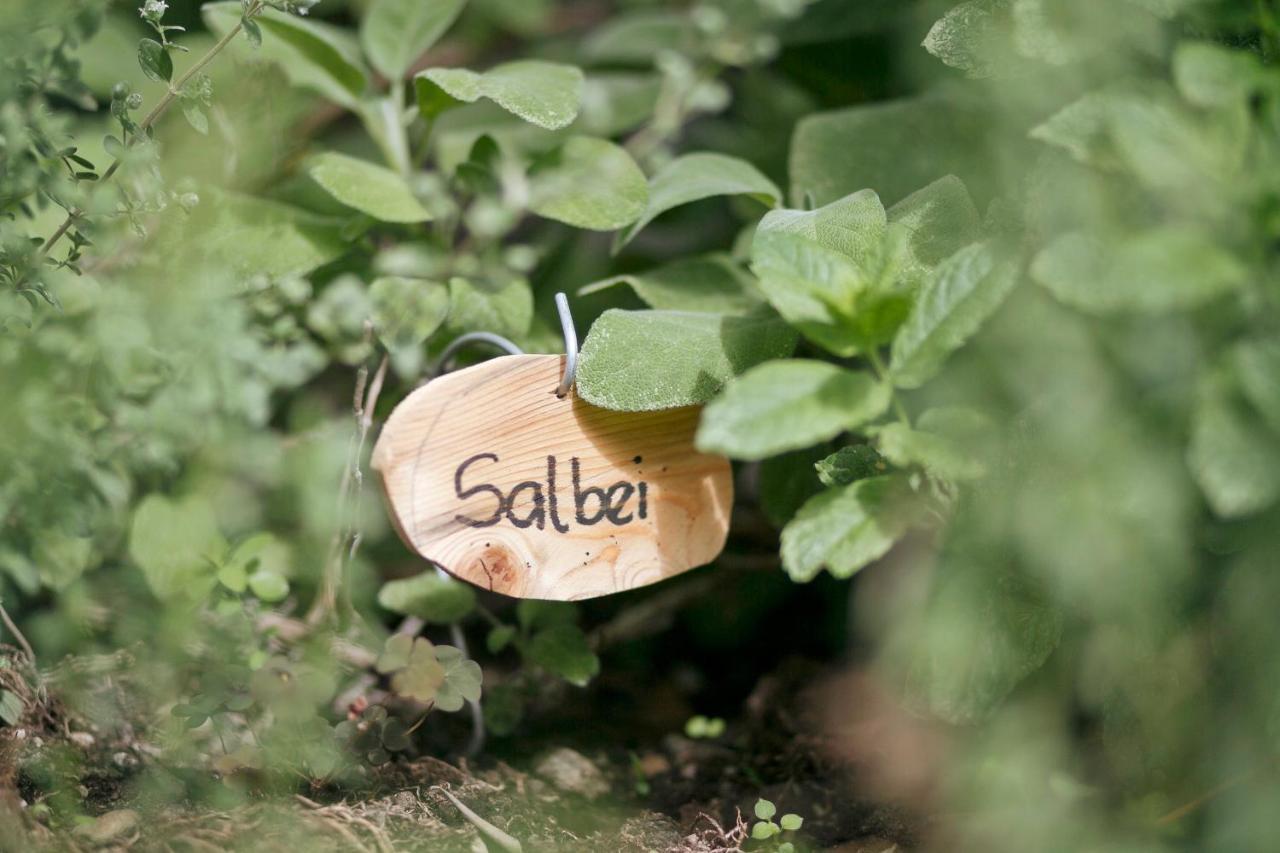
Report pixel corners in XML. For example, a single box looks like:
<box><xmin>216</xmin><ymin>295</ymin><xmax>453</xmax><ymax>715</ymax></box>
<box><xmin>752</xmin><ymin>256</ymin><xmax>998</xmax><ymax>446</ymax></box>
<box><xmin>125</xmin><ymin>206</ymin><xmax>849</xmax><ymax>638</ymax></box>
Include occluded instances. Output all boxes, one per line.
<box><xmin>454</xmin><ymin>453</ymin><xmax>648</xmax><ymax>531</ymax></box>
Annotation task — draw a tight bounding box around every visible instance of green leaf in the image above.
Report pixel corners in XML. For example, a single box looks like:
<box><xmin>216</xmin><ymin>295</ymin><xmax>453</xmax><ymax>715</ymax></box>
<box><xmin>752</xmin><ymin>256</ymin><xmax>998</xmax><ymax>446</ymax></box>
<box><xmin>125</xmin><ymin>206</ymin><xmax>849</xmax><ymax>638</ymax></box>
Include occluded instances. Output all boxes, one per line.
<box><xmin>1029</xmin><ymin>89</ymin><xmax>1123</xmax><ymax>167</ymax></box>
<box><xmin>446</xmin><ymin>277</ymin><xmax>532</xmax><ymax>340</ymax></box>
<box><xmin>204</xmin><ymin>3</ymin><xmax>368</xmax><ymax>108</ymax></box>
<box><xmin>527</xmin><ymin>136</ymin><xmax>648</xmax><ymax>231</ymax></box>
<box><xmin>578</xmin><ymin>254</ymin><xmax>762</xmax><ymax>314</ymax></box>
<box><xmin>370</xmin><ymin>277</ymin><xmax>449</xmax><ymax>352</ymax></box>
<box><xmin>377</xmin><ymin>634</ymin><xmax>414</xmax><ymax>674</ymax></box>
<box><xmin>306</xmin><ymin>152</ymin><xmax>432</xmax><ymax>223</ymax></box>
<box><xmin>1031</xmin><ymin>228</ymin><xmax>1246</xmax><ymax>315</ymax></box>
<box><xmin>390</xmin><ymin>638</ymin><xmax>446</xmax><ymax>704</ymax></box>
<box><xmin>378</xmin><ymin>572</ymin><xmax>477</xmax><ymax>623</ymax></box>
<box><xmin>487</xmin><ymin>625</ymin><xmax>517</xmax><ymax>654</ymax></box>
<box><xmin>247</xmin><ymin>571</ymin><xmax>289</xmax><ymax>603</ymax></box>
<box><xmin>0</xmin><ymin>689</ymin><xmax>23</xmax><ymax>726</ymax></box>
<box><xmin>1234</xmin><ymin>338</ymin><xmax>1280</xmax><ymax>433</ymax></box>
<box><xmin>751</xmin><ymin>229</ymin><xmax>903</xmax><ymax>357</ymax></box>
<box><xmin>890</xmin><ymin>242</ymin><xmax>1019</xmax><ymax>389</ymax></box>
<box><xmin>617</xmin><ymin>153</ymin><xmax>781</xmax><ymax>248</ymax></box>
<box><xmin>198</xmin><ymin>192</ymin><xmax>345</xmax><ymax>281</ymax></box>
<box><xmin>128</xmin><ymin>494</ymin><xmax>225</xmax><ymax>601</ymax></box>
<box><xmin>433</xmin><ymin>645</ymin><xmax>483</xmax><ymax>712</ymax></box>
<box><xmin>780</xmin><ymin>476</ymin><xmax>917</xmax><ymax>582</ymax></box>
<box><xmin>138</xmin><ymin>39</ymin><xmax>172</xmax><ymax>84</ymax></box>
<box><xmin>697</xmin><ymin>360</ymin><xmax>889</xmax><ymax>461</ymax></box>
<box><xmin>780</xmin><ymin>814</ymin><xmax>804</xmax><ymax>831</ymax></box>
<box><xmin>751</xmin><ymin>821</ymin><xmax>779</xmax><ymax>840</ymax></box>
<box><xmin>754</xmin><ymin>799</ymin><xmax>777</xmax><ymax>820</ymax></box>
<box><xmin>360</xmin><ymin>0</ymin><xmax>467</xmax><ymax>80</ymax></box>
<box><xmin>415</xmin><ymin>61</ymin><xmax>584</xmax><ymax>130</ymax></box>
<box><xmin>1174</xmin><ymin>41</ymin><xmax>1265</xmax><ymax>108</ymax></box>
<box><xmin>890</xmin><ymin>519</ymin><xmax>1063</xmax><ymax>724</ymax></box>
<box><xmin>1188</xmin><ymin>385</ymin><xmax>1280</xmax><ymax>518</ymax></box>
<box><xmin>886</xmin><ymin>175</ymin><xmax>982</xmax><ymax>283</ymax></box>
<box><xmin>756</xmin><ymin>189</ymin><xmax>887</xmax><ymax>261</ymax></box>
<box><xmin>584</xmin><ymin>11</ymin><xmax>694</xmax><ymax>64</ymax></box>
<box><xmin>526</xmin><ymin>624</ymin><xmax>599</xmax><ymax>687</ymax></box>
<box><xmin>576</xmin><ymin>309</ymin><xmax>798</xmax><ymax>411</ymax></box>
<box><xmin>221</xmin><ymin>533</ymin><xmax>291</xmax><ymax>596</ymax></box>
<box><xmin>922</xmin><ymin>0</ymin><xmax>1014</xmax><ymax>78</ymax></box>
<box><xmin>874</xmin><ymin>422</ymin><xmax>985</xmax><ymax>481</ymax></box>
<box><xmin>791</xmin><ymin>95</ymin><xmax>991</xmax><ymax>207</ymax></box>
<box><xmin>816</xmin><ymin>445</ymin><xmax>888</xmax><ymax>487</ymax></box>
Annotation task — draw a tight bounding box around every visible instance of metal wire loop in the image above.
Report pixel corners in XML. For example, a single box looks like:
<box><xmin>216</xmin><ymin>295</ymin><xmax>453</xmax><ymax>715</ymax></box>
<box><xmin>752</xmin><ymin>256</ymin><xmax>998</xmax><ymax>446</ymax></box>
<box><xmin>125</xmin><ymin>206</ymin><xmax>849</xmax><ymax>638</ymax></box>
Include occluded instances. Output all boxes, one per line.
<box><xmin>430</xmin><ymin>293</ymin><xmax>577</xmax><ymax>397</ymax></box>
<box><xmin>554</xmin><ymin>292</ymin><xmax>578</xmax><ymax>398</ymax></box>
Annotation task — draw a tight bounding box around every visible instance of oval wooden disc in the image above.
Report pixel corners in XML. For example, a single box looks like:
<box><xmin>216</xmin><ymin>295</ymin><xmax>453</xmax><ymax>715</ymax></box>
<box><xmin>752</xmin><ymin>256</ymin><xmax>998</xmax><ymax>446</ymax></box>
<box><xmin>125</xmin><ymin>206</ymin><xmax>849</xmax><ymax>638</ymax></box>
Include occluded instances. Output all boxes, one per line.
<box><xmin>372</xmin><ymin>354</ymin><xmax>733</xmax><ymax>600</ymax></box>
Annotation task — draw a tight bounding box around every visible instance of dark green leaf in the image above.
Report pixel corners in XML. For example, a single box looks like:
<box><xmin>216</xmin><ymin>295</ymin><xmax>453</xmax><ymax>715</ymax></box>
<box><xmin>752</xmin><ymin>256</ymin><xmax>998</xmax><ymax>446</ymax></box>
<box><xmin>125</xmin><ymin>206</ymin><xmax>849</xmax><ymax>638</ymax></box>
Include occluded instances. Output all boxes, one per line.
<box><xmin>138</xmin><ymin>39</ymin><xmax>172</xmax><ymax>84</ymax></box>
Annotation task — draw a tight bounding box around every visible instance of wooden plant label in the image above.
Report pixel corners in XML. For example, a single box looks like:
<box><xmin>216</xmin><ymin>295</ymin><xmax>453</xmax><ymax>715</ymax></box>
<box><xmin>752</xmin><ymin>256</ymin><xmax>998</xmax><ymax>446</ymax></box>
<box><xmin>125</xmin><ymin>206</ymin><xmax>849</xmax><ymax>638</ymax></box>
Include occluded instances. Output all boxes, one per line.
<box><xmin>372</xmin><ymin>355</ymin><xmax>733</xmax><ymax>600</ymax></box>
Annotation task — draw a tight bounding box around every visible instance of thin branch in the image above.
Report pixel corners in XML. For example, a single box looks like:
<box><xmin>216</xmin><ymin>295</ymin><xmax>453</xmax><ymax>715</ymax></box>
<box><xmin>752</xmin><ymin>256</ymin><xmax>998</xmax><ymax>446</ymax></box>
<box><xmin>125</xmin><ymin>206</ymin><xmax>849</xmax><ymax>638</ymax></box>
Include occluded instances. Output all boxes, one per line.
<box><xmin>38</xmin><ymin>2</ymin><xmax>264</xmax><ymax>261</ymax></box>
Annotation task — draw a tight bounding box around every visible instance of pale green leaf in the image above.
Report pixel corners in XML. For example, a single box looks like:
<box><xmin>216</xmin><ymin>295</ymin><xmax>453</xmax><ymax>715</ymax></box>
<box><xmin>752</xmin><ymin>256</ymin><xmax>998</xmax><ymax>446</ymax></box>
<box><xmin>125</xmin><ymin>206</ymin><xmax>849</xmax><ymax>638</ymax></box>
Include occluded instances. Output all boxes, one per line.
<box><xmin>0</xmin><ymin>690</ymin><xmax>23</xmax><ymax>726</ymax></box>
<box><xmin>527</xmin><ymin>136</ymin><xmax>648</xmax><ymax>230</ymax></box>
<box><xmin>780</xmin><ymin>814</ymin><xmax>804</xmax><ymax>832</ymax></box>
<box><xmin>128</xmin><ymin>494</ymin><xmax>225</xmax><ymax>601</ymax></box>
<box><xmin>378</xmin><ymin>572</ymin><xmax>477</xmax><ymax>623</ymax></box>
<box><xmin>199</xmin><ymin>193</ymin><xmax>346</xmax><ymax>280</ymax></box>
<box><xmin>923</xmin><ymin>0</ymin><xmax>1014</xmax><ymax>78</ymax></box>
<box><xmin>307</xmin><ymin>152</ymin><xmax>431</xmax><ymax>223</ymax></box>
<box><xmin>576</xmin><ymin>309</ymin><xmax>798</xmax><ymax>411</ymax></box>
<box><xmin>791</xmin><ymin>95</ymin><xmax>991</xmax><ymax>207</ymax></box>
<box><xmin>780</xmin><ymin>476</ymin><xmax>917</xmax><ymax>582</ymax></box>
<box><xmin>697</xmin><ymin>360</ymin><xmax>889</xmax><ymax>461</ymax></box>
<box><xmin>416</xmin><ymin>60</ymin><xmax>584</xmax><ymax>130</ymax></box>
<box><xmin>890</xmin><ymin>242</ymin><xmax>1019</xmax><ymax>389</ymax></box>
<box><xmin>757</xmin><ymin>189</ymin><xmax>887</xmax><ymax>261</ymax></box>
<box><xmin>360</xmin><ymin>0</ymin><xmax>467</xmax><ymax>80</ymax></box>
<box><xmin>1188</xmin><ymin>386</ymin><xmax>1280</xmax><ymax>518</ymax></box>
<box><xmin>874</xmin><ymin>422</ymin><xmax>985</xmax><ymax>481</ymax></box>
<box><xmin>247</xmin><ymin>571</ymin><xmax>289</xmax><ymax>603</ymax></box>
<box><xmin>370</xmin><ymin>277</ymin><xmax>449</xmax><ymax>351</ymax></box>
<box><xmin>446</xmin><ymin>277</ymin><xmax>532</xmax><ymax>340</ymax></box>
<box><xmin>583</xmin><ymin>11</ymin><xmax>694</xmax><ymax>64</ymax></box>
<box><xmin>892</xmin><ymin>530</ymin><xmax>1063</xmax><ymax>724</ymax></box>
<box><xmin>750</xmin><ymin>229</ymin><xmax>870</xmax><ymax>357</ymax></box>
<box><xmin>754</xmin><ymin>799</ymin><xmax>776</xmax><ymax>820</ymax></box>
<box><xmin>578</xmin><ymin>254</ymin><xmax>762</xmax><ymax>314</ymax></box>
<box><xmin>1031</xmin><ymin>228</ymin><xmax>1246</xmax><ymax>315</ymax></box>
<box><xmin>204</xmin><ymin>3</ymin><xmax>368</xmax><ymax>108</ymax></box>
<box><xmin>1234</xmin><ymin>338</ymin><xmax>1280</xmax><ymax>433</ymax></box>
<box><xmin>1174</xmin><ymin>41</ymin><xmax>1266</xmax><ymax>108</ymax></box>
<box><xmin>618</xmin><ymin>153</ymin><xmax>781</xmax><ymax>248</ymax></box>
<box><xmin>433</xmin><ymin>645</ymin><xmax>483</xmax><ymax>712</ymax></box>
<box><xmin>886</xmin><ymin>175</ymin><xmax>982</xmax><ymax>282</ymax></box>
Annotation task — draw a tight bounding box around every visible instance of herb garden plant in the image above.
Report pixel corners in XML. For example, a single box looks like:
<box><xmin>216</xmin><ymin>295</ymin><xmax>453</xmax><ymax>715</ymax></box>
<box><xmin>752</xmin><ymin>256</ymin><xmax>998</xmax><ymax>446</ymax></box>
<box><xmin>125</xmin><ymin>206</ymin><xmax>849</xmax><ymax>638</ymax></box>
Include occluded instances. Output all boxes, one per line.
<box><xmin>3</xmin><ymin>0</ymin><xmax>1280</xmax><ymax>850</ymax></box>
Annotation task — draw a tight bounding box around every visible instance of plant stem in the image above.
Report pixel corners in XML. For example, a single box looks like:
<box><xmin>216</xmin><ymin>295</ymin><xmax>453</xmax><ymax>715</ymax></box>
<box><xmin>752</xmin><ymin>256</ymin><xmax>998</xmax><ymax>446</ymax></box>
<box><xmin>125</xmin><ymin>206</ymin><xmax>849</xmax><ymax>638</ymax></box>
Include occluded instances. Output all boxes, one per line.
<box><xmin>38</xmin><ymin>2</ymin><xmax>263</xmax><ymax>261</ymax></box>
<box><xmin>0</xmin><ymin>601</ymin><xmax>37</xmax><ymax>669</ymax></box>
<box><xmin>866</xmin><ymin>348</ymin><xmax>910</xmax><ymax>426</ymax></box>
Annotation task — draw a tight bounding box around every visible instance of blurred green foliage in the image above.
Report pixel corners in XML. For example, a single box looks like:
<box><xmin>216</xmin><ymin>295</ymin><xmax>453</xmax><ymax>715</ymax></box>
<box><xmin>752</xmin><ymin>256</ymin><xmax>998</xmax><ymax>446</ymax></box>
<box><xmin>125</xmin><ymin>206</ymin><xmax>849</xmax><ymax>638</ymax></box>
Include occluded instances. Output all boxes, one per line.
<box><xmin>2</xmin><ymin>0</ymin><xmax>1280</xmax><ymax>849</ymax></box>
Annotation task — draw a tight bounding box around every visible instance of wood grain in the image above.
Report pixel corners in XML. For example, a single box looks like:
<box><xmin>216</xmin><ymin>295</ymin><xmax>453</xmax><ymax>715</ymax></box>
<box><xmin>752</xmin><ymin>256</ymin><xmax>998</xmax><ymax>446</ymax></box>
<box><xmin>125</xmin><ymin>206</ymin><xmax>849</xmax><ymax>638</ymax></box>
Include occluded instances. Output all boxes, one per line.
<box><xmin>372</xmin><ymin>355</ymin><xmax>733</xmax><ymax>600</ymax></box>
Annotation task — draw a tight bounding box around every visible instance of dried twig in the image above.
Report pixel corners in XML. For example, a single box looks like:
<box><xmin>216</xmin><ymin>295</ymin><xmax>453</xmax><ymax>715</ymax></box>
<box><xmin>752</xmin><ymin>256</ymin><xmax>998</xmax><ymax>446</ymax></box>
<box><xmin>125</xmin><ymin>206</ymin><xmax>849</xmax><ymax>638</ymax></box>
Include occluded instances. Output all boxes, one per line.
<box><xmin>308</xmin><ymin>346</ymin><xmax>390</xmax><ymax>626</ymax></box>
